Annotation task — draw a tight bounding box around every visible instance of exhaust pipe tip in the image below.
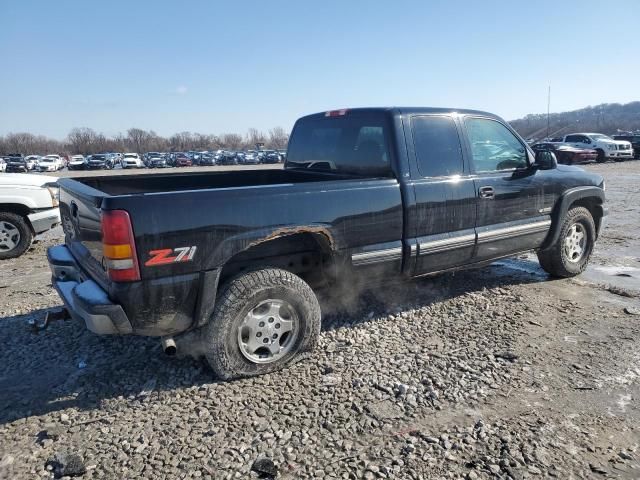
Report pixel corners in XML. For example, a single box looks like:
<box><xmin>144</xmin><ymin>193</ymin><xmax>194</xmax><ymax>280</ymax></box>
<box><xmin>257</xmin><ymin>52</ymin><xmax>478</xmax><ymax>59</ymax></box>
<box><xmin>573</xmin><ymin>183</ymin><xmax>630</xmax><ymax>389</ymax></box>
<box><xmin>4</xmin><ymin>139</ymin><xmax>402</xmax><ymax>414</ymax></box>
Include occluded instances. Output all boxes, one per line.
<box><xmin>161</xmin><ymin>337</ymin><xmax>177</xmax><ymax>356</ymax></box>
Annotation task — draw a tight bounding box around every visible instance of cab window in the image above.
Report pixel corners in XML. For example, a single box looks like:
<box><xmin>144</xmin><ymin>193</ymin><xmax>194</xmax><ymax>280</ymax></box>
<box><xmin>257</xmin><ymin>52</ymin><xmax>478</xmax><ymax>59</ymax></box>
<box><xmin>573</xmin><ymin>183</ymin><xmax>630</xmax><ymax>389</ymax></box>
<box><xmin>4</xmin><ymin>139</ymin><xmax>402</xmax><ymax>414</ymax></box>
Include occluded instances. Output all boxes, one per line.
<box><xmin>411</xmin><ymin>115</ymin><xmax>464</xmax><ymax>177</ymax></box>
<box><xmin>464</xmin><ymin>117</ymin><xmax>528</xmax><ymax>172</ymax></box>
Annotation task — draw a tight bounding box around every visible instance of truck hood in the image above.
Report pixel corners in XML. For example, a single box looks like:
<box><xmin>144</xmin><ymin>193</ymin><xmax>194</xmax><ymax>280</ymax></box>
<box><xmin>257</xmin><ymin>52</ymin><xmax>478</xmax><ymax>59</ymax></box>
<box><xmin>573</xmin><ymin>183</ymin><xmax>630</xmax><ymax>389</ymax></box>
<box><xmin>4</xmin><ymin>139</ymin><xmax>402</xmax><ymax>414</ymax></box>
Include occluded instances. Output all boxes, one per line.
<box><xmin>0</xmin><ymin>173</ymin><xmax>57</xmax><ymax>187</ymax></box>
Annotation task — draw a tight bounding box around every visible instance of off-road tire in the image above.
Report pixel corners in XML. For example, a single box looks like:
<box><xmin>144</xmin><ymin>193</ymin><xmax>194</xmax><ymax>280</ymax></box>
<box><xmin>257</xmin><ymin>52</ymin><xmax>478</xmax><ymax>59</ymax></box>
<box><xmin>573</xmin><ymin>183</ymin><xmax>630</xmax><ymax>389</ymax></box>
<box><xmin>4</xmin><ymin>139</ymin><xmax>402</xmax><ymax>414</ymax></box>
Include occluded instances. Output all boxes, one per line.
<box><xmin>202</xmin><ymin>268</ymin><xmax>321</xmax><ymax>380</ymax></box>
<box><xmin>0</xmin><ymin>212</ymin><xmax>33</xmax><ymax>260</ymax></box>
<box><xmin>537</xmin><ymin>207</ymin><xmax>595</xmax><ymax>278</ymax></box>
<box><xmin>595</xmin><ymin>149</ymin><xmax>606</xmax><ymax>163</ymax></box>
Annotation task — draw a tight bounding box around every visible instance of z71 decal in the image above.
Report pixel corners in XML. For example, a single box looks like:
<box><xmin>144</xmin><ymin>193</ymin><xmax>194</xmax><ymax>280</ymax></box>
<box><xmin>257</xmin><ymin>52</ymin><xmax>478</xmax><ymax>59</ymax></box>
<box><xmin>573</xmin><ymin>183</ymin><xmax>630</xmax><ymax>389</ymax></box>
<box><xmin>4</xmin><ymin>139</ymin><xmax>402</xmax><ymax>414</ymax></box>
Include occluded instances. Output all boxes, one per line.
<box><xmin>145</xmin><ymin>246</ymin><xmax>197</xmax><ymax>267</ymax></box>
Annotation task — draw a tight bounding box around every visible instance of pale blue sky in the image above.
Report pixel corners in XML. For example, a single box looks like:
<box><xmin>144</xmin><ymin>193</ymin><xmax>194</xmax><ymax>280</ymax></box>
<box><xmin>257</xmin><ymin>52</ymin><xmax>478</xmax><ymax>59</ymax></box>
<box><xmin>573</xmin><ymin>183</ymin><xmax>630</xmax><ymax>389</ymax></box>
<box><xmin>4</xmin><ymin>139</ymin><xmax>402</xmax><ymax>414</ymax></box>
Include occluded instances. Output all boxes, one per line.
<box><xmin>1</xmin><ymin>0</ymin><xmax>638</xmax><ymax>138</ymax></box>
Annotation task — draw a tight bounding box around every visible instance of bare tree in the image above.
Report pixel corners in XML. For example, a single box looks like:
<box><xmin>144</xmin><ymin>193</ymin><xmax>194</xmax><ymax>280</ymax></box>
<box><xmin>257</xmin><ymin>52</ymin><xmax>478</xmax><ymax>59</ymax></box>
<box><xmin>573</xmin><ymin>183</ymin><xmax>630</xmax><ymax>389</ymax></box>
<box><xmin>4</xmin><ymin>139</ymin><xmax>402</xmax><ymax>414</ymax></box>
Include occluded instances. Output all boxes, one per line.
<box><xmin>67</xmin><ymin>127</ymin><xmax>100</xmax><ymax>154</ymax></box>
<box><xmin>268</xmin><ymin>127</ymin><xmax>289</xmax><ymax>149</ymax></box>
<box><xmin>126</xmin><ymin>128</ymin><xmax>154</xmax><ymax>153</ymax></box>
<box><xmin>246</xmin><ymin>128</ymin><xmax>267</xmax><ymax>149</ymax></box>
<box><xmin>221</xmin><ymin>133</ymin><xmax>243</xmax><ymax>150</ymax></box>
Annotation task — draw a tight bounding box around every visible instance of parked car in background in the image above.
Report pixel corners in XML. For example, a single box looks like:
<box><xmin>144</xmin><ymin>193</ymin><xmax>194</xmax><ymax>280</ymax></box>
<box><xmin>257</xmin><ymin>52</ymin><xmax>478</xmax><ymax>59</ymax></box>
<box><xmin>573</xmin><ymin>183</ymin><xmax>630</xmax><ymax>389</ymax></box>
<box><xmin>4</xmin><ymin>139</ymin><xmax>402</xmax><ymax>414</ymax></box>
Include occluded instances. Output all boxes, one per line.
<box><xmin>215</xmin><ymin>150</ymin><xmax>237</xmax><ymax>165</ymax></box>
<box><xmin>199</xmin><ymin>153</ymin><xmax>216</xmax><ymax>166</ymax></box>
<box><xmin>242</xmin><ymin>151</ymin><xmax>260</xmax><ymax>165</ymax></box>
<box><xmin>531</xmin><ymin>143</ymin><xmax>597</xmax><ymax>165</ymax></box>
<box><xmin>612</xmin><ymin>134</ymin><xmax>640</xmax><ymax>159</ymax></box>
<box><xmin>561</xmin><ymin>133</ymin><xmax>633</xmax><ymax>162</ymax></box>
<box><xmin>0</xmin><ymin>158</ymin><xmax>6</xmax><ymax>172</ymax></box>
<box><xmin>24</xmin><ymin>155</ymin><xmax>41</xmax><ymax>170</ymax></box>
<box><xmin>68</xmin><ymin>155</ymin><xmax>87</xmax><ymax>171</ymax></box>
<box><xmin>86</xmin><ymin>153</ymin><xmax>114</xmax><ymax>170</ymax></box>
<box><xmin>262</xmin><ymin>150</ymin><xmax>281</xmax><ymax>164</ymax></box>
<box><xmin>277</xmin><ymin>150</ymin><xmax>287</xmax><ymax>162</ymax></box>
<box><xmin>1</xmin><ymin>173</ymin><xmax>60</xmax><ymax>258</ymax></box>
<box><xmin>121</xmin><ymin>153</ymin><xmax>145</xmax><ymax>169</ymax></box>
<box><xmin>147</xmin><ymin>153</ymin><xmax>169</xmax><ymax>168</ymax></box>
<box><xmin>38</xmin><ymin>155</ymin><xmax>64</xmax><ymax>172</ymax></box>
<box><xmin>6</xmin><ymin>154</ymin><xmax>29</xmax><ymax>173</ymax></box>
<box><xmin>174</xmin><ymin>153</ymin><xmax>193</xmax><ymax>167</ymax></box>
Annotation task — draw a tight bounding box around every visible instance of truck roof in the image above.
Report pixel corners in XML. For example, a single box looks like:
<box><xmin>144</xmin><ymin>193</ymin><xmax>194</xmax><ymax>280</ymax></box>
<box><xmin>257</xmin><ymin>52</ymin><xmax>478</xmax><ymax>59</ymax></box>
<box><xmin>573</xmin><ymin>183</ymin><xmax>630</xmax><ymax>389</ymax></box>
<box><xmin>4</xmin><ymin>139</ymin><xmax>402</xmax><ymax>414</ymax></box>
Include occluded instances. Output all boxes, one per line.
<box><xmin>298</xmin><ymin>107</ymin><xmax>502</xmax><ymax>121</ymax></box>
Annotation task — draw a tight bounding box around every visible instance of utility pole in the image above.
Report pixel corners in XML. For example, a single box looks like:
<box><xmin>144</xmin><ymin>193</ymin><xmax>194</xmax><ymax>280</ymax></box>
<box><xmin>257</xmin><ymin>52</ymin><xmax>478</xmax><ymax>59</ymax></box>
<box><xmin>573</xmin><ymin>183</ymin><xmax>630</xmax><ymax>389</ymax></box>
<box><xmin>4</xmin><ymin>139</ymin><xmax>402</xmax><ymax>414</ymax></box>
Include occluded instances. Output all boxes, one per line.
<box><xmin>546</xmin><ymin>85</ymin><xmax>551</xmax><ymax>139</ymax></box>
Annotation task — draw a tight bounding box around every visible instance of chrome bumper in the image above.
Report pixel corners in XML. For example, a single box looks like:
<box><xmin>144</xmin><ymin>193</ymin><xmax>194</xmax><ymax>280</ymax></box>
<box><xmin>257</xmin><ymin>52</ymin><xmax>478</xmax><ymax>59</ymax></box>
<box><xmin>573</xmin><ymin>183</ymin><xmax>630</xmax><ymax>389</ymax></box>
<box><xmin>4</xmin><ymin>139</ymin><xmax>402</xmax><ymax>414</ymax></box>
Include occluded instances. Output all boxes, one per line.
<box><xmin>28</xmin><ymin>208</ymin><xmax>60</xmax><ymax>234</ymax></box>
<box><xmin>47</xmin><ymin>245</ymin><xmax>132</xmax><ymax>335</ymax></box>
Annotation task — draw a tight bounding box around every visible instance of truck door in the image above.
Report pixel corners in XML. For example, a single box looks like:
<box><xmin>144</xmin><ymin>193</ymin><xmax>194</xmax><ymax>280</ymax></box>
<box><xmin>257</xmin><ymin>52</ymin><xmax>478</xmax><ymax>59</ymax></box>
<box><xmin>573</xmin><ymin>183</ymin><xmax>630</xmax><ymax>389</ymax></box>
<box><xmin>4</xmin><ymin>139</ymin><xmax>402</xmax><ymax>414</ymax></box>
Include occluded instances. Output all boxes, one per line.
<box><xmin>565</xmin><ymin>134</ymin><xmax>592</xmax><ymax>149</ymax></box>
<box><xmin>405</xmin><ymin>114</ymin><xmax>477</xmax><ymax>275</ymax></box>
<box><xmin>462</xmin><ymin>116</ymin><xmax>550</xmax><ymax>262</ymax></box>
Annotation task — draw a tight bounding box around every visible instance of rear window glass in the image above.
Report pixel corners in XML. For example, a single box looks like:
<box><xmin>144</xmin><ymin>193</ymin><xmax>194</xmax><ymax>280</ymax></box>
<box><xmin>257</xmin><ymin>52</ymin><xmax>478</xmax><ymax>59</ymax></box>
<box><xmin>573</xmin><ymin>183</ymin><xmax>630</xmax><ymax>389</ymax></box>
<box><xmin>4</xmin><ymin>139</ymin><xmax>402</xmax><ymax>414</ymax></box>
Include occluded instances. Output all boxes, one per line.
<box><xmin>286</xmin><ymin>112</ymin><xmax>392</xmax><ymax>176</ymax></box>
<box><xmin>411</xmin><ymin>115</ymin><xmax>463</xmax><ymax>177</ymax></box>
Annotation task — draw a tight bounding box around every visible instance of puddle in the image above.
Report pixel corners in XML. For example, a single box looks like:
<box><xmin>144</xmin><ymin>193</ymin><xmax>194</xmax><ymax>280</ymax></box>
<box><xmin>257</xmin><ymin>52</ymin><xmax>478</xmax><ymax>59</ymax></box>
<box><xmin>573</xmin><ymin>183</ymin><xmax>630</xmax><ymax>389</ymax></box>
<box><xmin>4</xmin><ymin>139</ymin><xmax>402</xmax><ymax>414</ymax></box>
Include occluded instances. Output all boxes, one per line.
<box><xmin>492</xmin><ymin>256</ymin><xmax>640</xmax><ymax>293</ymax></box>
<box><xmin>491</xmin><ymin>256</ymin><xmax>547</xmax><ymax>279</ymax></box>
<box><xmin>581</xmin><ymin>265</ymin><xmax>640</xmax><ymax>292</ymax></box>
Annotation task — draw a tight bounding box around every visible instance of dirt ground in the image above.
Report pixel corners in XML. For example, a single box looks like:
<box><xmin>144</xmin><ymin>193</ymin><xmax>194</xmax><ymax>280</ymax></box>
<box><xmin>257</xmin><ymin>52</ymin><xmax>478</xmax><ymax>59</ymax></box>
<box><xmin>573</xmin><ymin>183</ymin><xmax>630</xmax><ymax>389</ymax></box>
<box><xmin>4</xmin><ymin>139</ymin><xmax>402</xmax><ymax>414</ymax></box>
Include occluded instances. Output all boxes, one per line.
<box><xmin>0</xmin><ymin>162</ymin><xmax>639</xmax><ymax>479</ymax></box>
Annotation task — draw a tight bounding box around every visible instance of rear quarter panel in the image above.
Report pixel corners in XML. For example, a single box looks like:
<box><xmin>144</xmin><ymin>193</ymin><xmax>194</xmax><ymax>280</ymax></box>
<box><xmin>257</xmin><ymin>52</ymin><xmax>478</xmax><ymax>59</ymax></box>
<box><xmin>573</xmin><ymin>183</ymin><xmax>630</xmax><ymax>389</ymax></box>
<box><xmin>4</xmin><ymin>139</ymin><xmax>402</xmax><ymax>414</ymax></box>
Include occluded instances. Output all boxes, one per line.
<box><xmin>103</xmin><ymin>178</ymin><xmax>404</xmax><ymax>279</ymax></box>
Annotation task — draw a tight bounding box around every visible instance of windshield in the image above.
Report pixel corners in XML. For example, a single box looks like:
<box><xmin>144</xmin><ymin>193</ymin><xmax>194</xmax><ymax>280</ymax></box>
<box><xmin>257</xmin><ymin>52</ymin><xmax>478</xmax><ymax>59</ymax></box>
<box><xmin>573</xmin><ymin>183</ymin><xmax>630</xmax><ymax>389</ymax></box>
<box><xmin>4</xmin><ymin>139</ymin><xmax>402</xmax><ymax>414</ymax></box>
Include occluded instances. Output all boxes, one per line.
<box><xmin>93</xmin><ymin>155</ymin><xmax>106</xmax><ymax>160</ymax></box>
<box><xmin>591</xmin><ymin>134</ymin><xmax>612</xmax><ymax>141</ymax></box>
<box><xmin>124</xmin><ymin>154</ymin><xmax>137</xmax><ymax>158</ymax></box>
<box><xmin>287</xmin><ymin>112</ymin><xmax>392</xmax><ymax>176</ymax></box>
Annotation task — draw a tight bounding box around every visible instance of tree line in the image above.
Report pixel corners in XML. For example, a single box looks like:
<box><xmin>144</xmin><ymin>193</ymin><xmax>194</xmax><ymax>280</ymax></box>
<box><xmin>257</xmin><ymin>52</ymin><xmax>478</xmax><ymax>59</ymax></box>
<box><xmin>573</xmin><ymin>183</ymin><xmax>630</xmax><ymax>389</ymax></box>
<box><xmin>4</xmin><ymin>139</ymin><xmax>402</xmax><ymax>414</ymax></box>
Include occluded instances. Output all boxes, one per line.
<box><xmin>0</xmin><ymin>126</ymin><xmax>290</xmax><ymax>155</ymax></box>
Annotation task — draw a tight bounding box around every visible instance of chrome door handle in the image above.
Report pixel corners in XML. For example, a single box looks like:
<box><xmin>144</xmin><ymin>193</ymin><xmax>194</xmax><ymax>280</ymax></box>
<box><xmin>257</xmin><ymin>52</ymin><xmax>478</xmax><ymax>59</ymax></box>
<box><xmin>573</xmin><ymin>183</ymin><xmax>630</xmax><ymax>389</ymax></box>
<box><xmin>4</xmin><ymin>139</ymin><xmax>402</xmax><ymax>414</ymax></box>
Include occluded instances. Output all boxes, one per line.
<box><xmin>479</xmin><ymin>186</ymin><xmax>495</xmax><ymax>199</ymax></box>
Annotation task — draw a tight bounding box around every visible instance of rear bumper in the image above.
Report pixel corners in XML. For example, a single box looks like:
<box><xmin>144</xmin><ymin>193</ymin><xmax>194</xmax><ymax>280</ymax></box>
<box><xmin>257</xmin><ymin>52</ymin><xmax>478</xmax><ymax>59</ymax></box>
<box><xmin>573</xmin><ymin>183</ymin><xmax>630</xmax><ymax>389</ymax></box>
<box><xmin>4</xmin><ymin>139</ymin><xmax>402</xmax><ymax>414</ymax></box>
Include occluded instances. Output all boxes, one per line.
<box><xmin>47</xmin><ymin>245</ymin><xmax>133</xmax><ymax>335</ymax></box>
<box><xmin>47</xmin><ymin>244</ymin><xmax>218</xmax><ymax>337</ymax></box>
<box><xmin>29</xmin><ymin>208</ymin><xmax>60</xmax><ymax>234</ymax></box>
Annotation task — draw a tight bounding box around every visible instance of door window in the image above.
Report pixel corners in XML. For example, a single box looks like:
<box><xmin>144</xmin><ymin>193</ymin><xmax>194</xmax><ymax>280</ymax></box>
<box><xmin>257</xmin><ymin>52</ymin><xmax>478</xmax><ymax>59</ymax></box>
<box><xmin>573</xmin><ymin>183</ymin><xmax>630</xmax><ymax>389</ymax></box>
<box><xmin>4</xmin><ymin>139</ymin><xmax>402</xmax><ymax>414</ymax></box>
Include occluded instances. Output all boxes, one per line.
<box><xmin>411</xmin><ymin>115</ymin><xmax>464</xmax><ymax>177</ymax></box>
<box><xmin>465</xmin><ymin>117</ymin><xmax>528</xmax><ymax>172</ymax></box>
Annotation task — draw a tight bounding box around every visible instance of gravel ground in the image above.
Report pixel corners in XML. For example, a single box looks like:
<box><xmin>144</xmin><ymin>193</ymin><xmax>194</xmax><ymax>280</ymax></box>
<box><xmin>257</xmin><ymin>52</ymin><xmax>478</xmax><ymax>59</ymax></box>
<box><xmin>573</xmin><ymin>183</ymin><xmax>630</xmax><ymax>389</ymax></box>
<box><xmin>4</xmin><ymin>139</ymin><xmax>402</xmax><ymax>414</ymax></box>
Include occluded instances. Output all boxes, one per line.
<box><xmin>1</xmin><ymin>162</ymin><xmax>639</xmax><ymax>479</ymax></box>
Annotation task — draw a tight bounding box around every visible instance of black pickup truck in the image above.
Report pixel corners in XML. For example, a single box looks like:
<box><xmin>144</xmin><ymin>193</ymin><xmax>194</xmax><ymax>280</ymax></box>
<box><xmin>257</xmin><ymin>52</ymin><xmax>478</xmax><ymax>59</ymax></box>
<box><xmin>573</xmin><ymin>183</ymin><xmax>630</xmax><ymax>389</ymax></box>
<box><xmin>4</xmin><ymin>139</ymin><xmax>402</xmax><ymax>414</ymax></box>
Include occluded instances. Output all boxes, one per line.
<box><xmin>48</xmin><ymin>107</ymin><xmax>606</xmax><ymax>379</ymax></box>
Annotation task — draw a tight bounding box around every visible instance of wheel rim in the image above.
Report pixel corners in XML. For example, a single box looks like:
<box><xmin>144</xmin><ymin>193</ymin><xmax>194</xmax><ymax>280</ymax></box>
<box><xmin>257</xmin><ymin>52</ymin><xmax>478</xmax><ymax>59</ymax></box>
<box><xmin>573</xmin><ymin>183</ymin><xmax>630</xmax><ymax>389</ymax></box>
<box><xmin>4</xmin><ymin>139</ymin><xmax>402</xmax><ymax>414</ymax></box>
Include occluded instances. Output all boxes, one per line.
<box><xmin>564</xmin><ymin>223</ymin><xmax>587</xmax><ymax>263</ymax></box>
<box><xmin>237</xmin><ymin>299</ymin><xmax>299</xmax><ymax>364</ymax></box>
<box><xmin>0</xmin><ymin>221</ymin><xmax>20</xmax><ymax>252</ymax></box>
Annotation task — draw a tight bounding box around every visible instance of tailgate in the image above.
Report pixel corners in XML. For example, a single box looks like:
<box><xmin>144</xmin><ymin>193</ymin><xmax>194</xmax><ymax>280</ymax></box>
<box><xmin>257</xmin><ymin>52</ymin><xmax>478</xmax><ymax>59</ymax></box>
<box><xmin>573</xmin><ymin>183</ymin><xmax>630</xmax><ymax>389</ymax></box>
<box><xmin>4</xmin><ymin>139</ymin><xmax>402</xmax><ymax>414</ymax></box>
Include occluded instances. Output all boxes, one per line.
<box><xmin>58</xmin><ymin>178</ymin><xmax>110</xmax><ymax>288</ymax></box>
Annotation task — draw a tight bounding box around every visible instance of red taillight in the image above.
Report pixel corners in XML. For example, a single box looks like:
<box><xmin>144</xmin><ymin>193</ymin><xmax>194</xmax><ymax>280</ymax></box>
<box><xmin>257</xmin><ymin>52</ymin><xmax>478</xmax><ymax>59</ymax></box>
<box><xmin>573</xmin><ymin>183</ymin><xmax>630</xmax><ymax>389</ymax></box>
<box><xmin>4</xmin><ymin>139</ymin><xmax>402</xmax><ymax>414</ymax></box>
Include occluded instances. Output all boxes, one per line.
<box><xmin>325</xmin><ymin>109</ymin><xmax>349</xmax><ymax>117</ymax></box>
<box><xmin>101</xmin><ymin>210</ymin><xmax>140</xmax><ymax>282</ymax></box>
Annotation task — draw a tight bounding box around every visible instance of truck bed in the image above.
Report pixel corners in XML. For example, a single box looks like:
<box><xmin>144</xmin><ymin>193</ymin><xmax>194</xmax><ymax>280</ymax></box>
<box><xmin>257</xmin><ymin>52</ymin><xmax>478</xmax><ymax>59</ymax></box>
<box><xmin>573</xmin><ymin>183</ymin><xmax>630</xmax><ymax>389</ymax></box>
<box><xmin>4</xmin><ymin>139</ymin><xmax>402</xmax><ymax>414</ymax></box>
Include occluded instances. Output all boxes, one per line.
<box><xmin>72</xmin><ymin>168</ymin><xmax>364</xmax><ymax>196</ymax></box>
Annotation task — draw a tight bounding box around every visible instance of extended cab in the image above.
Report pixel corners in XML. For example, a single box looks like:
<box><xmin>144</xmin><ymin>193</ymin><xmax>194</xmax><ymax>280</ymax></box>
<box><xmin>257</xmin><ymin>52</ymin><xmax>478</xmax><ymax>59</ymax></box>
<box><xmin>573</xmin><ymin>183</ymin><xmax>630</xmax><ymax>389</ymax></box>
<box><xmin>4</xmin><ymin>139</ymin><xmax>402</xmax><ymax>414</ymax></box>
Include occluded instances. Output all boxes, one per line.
<box><xmin>1</xmin><ymin>173</ymin><xmax>60</xmax><ymax>259</ymax></box>
<box><xmin>48</xmin><ymin>108</ymin><xmax>606</xmax><ymax>379</ymax></box>
<box><xmin>561</xmin><ymin>133</ymin><xmax>633</xmax><ymax>162</ymax></box>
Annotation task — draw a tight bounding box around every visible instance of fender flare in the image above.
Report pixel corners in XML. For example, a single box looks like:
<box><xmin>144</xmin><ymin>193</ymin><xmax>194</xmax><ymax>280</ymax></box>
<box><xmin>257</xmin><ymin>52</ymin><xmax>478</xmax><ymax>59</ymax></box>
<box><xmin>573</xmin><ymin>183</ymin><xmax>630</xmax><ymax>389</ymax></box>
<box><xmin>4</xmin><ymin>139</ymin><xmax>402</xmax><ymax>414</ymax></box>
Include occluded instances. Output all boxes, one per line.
<box><xmin>541</xmin><ymin>186</ymin><xmax>605</xmax><ymax>250</ymax></box>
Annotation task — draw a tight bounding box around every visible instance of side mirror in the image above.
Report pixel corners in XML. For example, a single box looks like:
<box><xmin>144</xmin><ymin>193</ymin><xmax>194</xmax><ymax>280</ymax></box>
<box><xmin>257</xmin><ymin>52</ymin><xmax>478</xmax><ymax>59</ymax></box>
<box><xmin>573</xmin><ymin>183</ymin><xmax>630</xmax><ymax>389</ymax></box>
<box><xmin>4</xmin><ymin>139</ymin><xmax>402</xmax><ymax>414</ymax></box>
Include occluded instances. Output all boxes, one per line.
<box><xmin>534</xmin><ymin>150</ymin><xmax>558</xmax><ymax>170</ymax></box>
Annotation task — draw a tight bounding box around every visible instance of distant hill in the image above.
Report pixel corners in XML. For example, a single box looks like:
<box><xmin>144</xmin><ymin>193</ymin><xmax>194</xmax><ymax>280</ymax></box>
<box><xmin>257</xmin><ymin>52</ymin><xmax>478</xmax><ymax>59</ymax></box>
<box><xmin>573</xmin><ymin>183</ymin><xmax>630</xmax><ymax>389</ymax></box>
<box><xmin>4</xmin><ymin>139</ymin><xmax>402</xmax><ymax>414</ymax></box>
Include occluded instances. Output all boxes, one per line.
<box><xmin>509</xmin><ymin>101</ymin><xmax>640</xmax><ymax>141</ymax></box>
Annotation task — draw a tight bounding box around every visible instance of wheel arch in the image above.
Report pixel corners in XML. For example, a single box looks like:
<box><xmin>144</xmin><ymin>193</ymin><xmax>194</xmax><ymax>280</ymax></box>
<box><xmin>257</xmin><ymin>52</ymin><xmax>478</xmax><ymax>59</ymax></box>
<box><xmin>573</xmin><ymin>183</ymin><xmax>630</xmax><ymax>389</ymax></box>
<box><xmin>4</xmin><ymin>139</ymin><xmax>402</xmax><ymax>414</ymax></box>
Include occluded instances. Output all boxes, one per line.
<box><xmin>218</xmin><ymin>228</ymin><xmax>336</xmax><ymax>286</ymax></box>
<box><xmin>541</xmin><ymin>187</ymin><xmax>605</xmax><ymax>250</ymax></box>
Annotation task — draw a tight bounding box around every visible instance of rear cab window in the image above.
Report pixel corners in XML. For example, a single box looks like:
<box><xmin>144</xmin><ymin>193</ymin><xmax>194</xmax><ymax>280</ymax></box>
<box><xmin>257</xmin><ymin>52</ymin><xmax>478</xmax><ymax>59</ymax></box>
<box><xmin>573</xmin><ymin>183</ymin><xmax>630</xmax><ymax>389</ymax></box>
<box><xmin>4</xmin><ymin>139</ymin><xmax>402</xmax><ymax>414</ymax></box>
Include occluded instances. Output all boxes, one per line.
<box><xmin>411</xmin><ymin>115</ymin><xmax>464</xmax><ymax>177</ymax></box>
<box><xmin>286</xmin><ymin>111</ymin><xmax>393</xmax><ymax>176</ymax></box>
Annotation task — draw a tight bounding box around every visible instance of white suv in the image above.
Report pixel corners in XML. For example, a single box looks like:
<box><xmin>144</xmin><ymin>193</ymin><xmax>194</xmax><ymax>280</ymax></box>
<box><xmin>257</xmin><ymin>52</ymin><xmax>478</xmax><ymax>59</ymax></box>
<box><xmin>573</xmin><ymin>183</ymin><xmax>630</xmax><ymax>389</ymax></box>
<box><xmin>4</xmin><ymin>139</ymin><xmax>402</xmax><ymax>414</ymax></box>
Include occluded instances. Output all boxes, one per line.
<box><xmin>121</xmin><ymin>153</ymin><xmax>145</xmax><ymax>168</ymax></box>
<box><xmin>562</xmin><ymin>133</ymin><xmax>633</xmax><ymax>163</ymax></box>
<box><xmin>38</xmin><ymin>154</ymin><xmax>64</xmax><ymax>171</ymax></box>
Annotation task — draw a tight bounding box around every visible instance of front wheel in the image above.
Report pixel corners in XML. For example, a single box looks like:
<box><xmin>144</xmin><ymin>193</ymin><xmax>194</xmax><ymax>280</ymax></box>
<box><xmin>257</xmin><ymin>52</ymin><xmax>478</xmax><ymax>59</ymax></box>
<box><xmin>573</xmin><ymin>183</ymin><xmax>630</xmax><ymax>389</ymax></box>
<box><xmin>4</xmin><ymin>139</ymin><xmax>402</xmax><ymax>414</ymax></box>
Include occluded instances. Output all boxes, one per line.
<box><xmin>537</xmin><ymin>207</ymin><xmax>596</xmax><ymax>278</ymax></box>
<box><xmin>0</xmin><ymin>212</ymin><xmax>33</xmax><ymax>260</ymax></box>
<box><xmin>595</xmin><ymin>149</ymin><xmax>606</xmax><ymax>163</ymax></box>
<box><xmin>202</xmin><ymin>268</ymin><xmax>321</xmax><ymax>380</ymax></box>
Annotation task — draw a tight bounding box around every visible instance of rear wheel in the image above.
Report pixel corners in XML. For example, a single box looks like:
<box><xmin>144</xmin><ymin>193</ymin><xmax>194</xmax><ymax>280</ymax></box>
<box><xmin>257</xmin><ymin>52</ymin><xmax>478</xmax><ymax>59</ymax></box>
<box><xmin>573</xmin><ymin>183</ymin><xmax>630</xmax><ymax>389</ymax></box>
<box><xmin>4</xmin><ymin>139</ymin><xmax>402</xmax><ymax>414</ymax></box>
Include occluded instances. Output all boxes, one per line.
<box><xmin>537</xmin><ymin>207</ymin><xmax>595</xmax><ymax>278</ymax></box>
<box><xmin>595</xmin><ymin>149</ymin><xmax>606</xmax><ymax>163</ymax></box>
<box><xmin>202</xmin><ymin>268</ymin><xmax>321</xmax><ymax>380</ymax></box>
<box><xmin>0</xmin><ymin>212</ymin><xmax>33</xmax><ymax>260</ymax></box>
